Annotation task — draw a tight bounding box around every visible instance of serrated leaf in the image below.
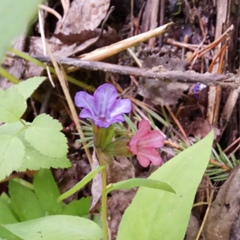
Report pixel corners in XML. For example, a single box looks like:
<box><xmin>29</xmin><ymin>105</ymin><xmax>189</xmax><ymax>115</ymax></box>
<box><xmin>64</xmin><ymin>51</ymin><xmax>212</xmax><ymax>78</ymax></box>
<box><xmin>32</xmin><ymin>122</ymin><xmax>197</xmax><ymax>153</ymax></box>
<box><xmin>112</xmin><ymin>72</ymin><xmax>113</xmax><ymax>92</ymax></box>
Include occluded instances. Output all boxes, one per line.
<box><xmin>8</xmin><ymin>180</ymin><xmax>44</xmax><ymax>221</ymax></box>
<box><xmin>0</xmin><ymin>0</ymin><xmax>43</xmax><ymax>62</ymax></box>
<box><xmin>117</xmin><ymin>131</ymin><xmax>214</xmax><ymax>240</ymax></box>
<box><xmin>33</xmin><ymin>169</ymin><xmax>63</xmax><ymax>215</ymax></box>
<box><xmin>14</xmin><ymin>77</ymin><xmax>46</xmax><ymax>99</ymax></box>
<box><xmin>25</xmin><ymin>114</ymin><xmax>68</xmax><ymax>158</ymax></box>
<box><xmin>0</xmin><ymin>88</ymin><xmax>26</xmax><ymax>123</ymax></box>
<box><xmin>18</xmin><ymin>143</ymin><xmax>71</xmax><ymax>171</ymax></box>
<box><xmin>0</xmin><ymin>134</ymin><xmax>25</xmax><ymax>181</ymax></box>
<box><xmin>3</xmin><ymin>215</ymin><xmax>103</xmax><ymax>240</ymax></box>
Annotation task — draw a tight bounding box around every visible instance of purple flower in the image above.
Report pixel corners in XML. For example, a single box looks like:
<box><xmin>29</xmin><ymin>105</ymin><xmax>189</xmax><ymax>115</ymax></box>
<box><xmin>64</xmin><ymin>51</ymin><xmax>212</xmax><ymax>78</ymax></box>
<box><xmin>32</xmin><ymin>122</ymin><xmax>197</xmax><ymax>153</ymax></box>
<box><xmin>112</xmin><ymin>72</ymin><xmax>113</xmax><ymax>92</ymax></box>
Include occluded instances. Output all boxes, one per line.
<box><xmin>129</xmin><ymin>119</ymin><xmax>165</xmax><ymax>167</ymax></box>
<box><xmin>74</xmin><ymin>83</ymin><xmax>132</xmax><ymax>128</ymax></box>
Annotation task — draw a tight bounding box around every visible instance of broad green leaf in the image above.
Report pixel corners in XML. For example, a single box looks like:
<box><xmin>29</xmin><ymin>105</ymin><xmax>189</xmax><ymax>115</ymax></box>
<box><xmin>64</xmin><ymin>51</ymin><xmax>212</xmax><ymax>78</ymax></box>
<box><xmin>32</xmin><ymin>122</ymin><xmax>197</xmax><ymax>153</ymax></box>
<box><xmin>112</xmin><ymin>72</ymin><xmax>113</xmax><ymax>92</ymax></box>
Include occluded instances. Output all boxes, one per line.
<box><xmin>3</xmin><ymin>215</ymin><xmax>103</xmax><ymax>240</ymax></box>
<box><xmin>25</xmin><ymin>114</ymin><xmax>68</xmax><ymax>158</ymax></box>
<box><xmin>0</xmin><ymin>134</ymin><xmax>25</xmax><ymax>181</ymax></box>
<box><xmin>8</xmin><ymin>180</ymin><xmax>44</xmax><ymax>221</ymax></box>
<box><xmin>0</xmin><ymin>198</ymin><xmax>20</xmax><ymax>240</ymax></box>
<box><xmin>117</xmin><ymin>131</ymin><xmax>214</xmax><ymax>240</ymax></box>
<box><xmin>0</xmin><ymin>227</ymin><xmax>21</xmax><ymax>240</ymax></box>
<box><xmin>106</xmin><ymin>178</ymin><xmax>175</xmax><ymax>194</ymax></box>
<box><xmin>18</xmin><ymin>143</ymin><xmax>71</xmax><ymax>171</ymax></box>
<box><xmin>62</xmin><ymin>197</ymin><xmax>91</xmax><ymax>216</ymax></box>
<box><xmin>14</xmin><ymin>77</ymin><xmax>46</xmax><ymax>99</ymax></box>
<box><xmin>0</xmin><ymin>88</ymin><xmax>26</xmax><ymax>122</ymax></box>
<box><xmin>58</xmin><ymin>166</ymin><xmax>105</xmax><ymax>202</ymax></box>
<box><xmin>0</xmin><ymin>0</ymin><xmax>43</xmax><ymax>62</ymax></box>
<box><xmin>0</xmin><ymin>198</ymin><xmax>18</xmax><ymax>224</ymax></box>
<box><xmin>33</xmin><ymin>169</ymin><xmax>63</xmax><ymax>215</ymax></box>
<box><xmin>0</xmin><ymin>122</ymin><xmax>71</xmax><ymax>171</ymax></box>
<box><xmin>0</xmin><ymin>121</ymin><xmax>25</xmax><ymax>136</ymax></box>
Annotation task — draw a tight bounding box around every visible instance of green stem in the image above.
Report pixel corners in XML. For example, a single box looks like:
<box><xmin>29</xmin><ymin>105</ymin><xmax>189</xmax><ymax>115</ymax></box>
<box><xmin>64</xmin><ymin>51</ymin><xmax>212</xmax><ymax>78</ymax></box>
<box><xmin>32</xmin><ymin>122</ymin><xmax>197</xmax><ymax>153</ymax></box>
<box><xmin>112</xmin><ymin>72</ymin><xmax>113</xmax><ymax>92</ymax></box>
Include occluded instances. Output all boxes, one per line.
<box><xmin>97</xmin><ymin>151</ymin><xmax>108</xmax><ymax>240</ymax></box>
<box><xmin>101</xmin><ymin>165</ymin><xmax>108</xmax><ymax>240</ymax></box>
<box><xmin>19</xmin><ymin>119</ymin><xmax>27</xmax><ymax>127</ymax></box>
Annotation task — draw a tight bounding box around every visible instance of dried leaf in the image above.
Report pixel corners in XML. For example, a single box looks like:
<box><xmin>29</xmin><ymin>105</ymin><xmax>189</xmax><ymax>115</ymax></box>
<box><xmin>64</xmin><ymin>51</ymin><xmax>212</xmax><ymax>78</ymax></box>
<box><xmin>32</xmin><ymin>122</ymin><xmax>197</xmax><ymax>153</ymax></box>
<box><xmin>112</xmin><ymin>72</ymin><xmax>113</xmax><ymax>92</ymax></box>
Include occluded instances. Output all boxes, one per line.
<box><xmin>138</xmin><ymin>78</ymin><xmax>189</xmax><ymax>106</ymax></box>
<box><xmin>55</xmin><ymin>0</ymin><xmax>110</xmax><ymax>36</ymax></box>
<box><xmin>90</xmin><ymin>150</ymin><xmax>102</xmax><ymax>210</ymax></box>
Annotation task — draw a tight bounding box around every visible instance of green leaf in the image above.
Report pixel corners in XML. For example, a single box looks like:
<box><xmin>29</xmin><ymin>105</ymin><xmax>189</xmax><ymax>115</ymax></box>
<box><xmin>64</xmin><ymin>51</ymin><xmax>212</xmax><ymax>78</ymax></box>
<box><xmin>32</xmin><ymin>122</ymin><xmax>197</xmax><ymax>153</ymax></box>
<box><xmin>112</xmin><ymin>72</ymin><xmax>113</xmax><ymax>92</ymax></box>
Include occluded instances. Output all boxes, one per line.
<box><xmin>0</xmin><ymin>198</ymin><xmax>18</xmax><ymax>224</ymax></box>
<box><xmin>62</xmin><ymin>197</ymin><xmax>91</xmax><ymax>216</ymax></box>
<box><xmin>0</xmin><ymin>0</ymin><xmax>43</xmax><ymax>62</ymax></box>
<box><xmin>123</xmin><ymin>114</ymin><xmax>137</xmax><ymax>132</ymax></box>
<box><xmin>0</xmin><ymin>197</ymin><xmax>20</xmax><ymax>240</ymax></box>
<box><xmin>0</xmin><ymin>88</ymin><xmax>26</xmax><ymax>122</ymax></box>
<box><xmin>8</xmin><ymin>180</ymin><xmax>44</xmax><ymax>221</ymax></box>
<box><xmin>94</xmin><ymin>125</ymin><xmax>114</xmax><ymax>150</ymax></box>
<box><xmin>14</xmin><ymin>77</ymin><xmax>46</xmax><ymax>99</ymax></box>
<box><xmin>0</xmin><ymin>226</ymin><xmax>21</xmax><ymax>240</ymax></box>
<box><xmin>103</xmin><ymin>137</ymin><xmax>132</xmax><ymax>157</ymax></box>
<box><xmin>18</xmin><ymin>143</ymin><xmax>71</xmax><ymax>171</ymax></box>
<box><xmin>25</xmin><ymin>114</ymin><xmax>68</xmax><ymax>158</ymax></box>
<box><xmin>3</xmin><ymin>215</ymin><xmax>103</xmax><ymax>240</ymax></box>
<box><xmin>0</xmin><ymin>134</ymin><xmax>25</xmax><ymax>181</ymax></box>
<box><xmin>58</xmin><ymin>166</ymin><xmax>105</xmax><ymax>202</ymax></box>
<box><xmin>0</xmin><ymin>122</ymin><xmax>71</xmax><ymax>171</ymax></box>
<box><xmin>106</xmin><ymin>178</ymin><xmax>175</xmax><ymax>194</ymax></box>
<box><xmin>0</xmin><ymin>121</ymin><xmax>25</xmax><ymax>136</ymax></box>
<box><xmin>117</xmin><ymin>131</ymin><xmax>214</xmax><ymax>240</ymax></box>
<box><xmin>33</xmin><ymin>169</ymin><xmax>63</xmax><ymax>215</ymax></box>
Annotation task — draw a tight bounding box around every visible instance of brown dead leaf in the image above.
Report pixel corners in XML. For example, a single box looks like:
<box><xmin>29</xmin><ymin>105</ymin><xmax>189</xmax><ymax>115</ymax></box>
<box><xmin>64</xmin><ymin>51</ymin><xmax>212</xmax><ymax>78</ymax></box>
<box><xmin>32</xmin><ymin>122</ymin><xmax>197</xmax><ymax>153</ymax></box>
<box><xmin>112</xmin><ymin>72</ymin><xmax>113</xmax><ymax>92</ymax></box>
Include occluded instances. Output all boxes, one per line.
<box><xmin>203</xmin><ymin>167</ymin><xmax>240</xmax><ymax>239</ymax></box>
<box><xmin>55</xmin><ymin>0</ymin><xmax>110</xmax><ymax>38</ymax></box>
<box><xmin>138</xmin><ymin>78</ymin><xmax>189</xmax><ymax>106</ymax></box>
<box><xmin>142</xmin><ymin>54</ymin><xmax>187</xmax><ymax>71</ymax></box>
<box><xmin>90</xmin><ymin>150</ymin><xmax>102</xmax><ymax>210</ymax></box>
<box><xmin>138</xmin><ymin>54</ymin><xmax>189</xmax><ymax>106</ymax></box>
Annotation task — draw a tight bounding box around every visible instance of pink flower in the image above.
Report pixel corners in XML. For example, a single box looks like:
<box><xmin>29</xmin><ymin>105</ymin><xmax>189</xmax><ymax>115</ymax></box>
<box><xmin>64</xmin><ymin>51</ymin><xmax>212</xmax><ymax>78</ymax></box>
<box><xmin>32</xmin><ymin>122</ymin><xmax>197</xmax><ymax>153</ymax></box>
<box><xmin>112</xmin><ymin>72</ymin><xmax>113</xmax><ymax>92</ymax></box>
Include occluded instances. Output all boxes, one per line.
<box><xmin>129</xmin><ymin>120</ymin><xmax>165</xmax><ymax>167</ymax></box>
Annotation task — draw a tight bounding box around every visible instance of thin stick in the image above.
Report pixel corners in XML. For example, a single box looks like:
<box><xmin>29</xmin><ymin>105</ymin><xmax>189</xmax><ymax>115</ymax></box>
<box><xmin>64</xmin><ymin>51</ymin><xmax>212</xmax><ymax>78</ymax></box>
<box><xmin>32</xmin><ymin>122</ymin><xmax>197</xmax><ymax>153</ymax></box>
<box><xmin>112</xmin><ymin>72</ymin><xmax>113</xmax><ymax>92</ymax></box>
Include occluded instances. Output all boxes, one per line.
<box><xmin>39</xmin><ymin>4</ymin><xmax>62</xmax><ymax>21</ymax></box>
<box><xmin>187</xmin><ymin>25</ymin><xmax>234</xmax><ymax>62</ymax></box>
<box><xmin>47</xmin><ymin>47</ymin><xmax>92</xmax><ymax>165</ymax></box>
<box><xmin>223</xmin><ymin>137</ymin><xmax>240</xmax><ymax>153</ymax></box>
<box><xmin>35</xmin><ymin>56</ymin><xmax>240</xmax><ymax>88</ymax></box>
<box><xmin>195</xmin><ymin>190</ymin><xmax>214</xmax><ymax>240</ymax></box>
<box><xmin>165</xmin><ymin>106</ymin><xmax>189</xmax><ymax>145</ymax></box>
<box><xmin>38</xmin><ymin>9</ymin><xmax>55</xmax><ymax>87</ymax></box>
<box><xmin>208</xmin><ymin>45</ymin><xmax>227</xmax><ymax>73</ymax></box>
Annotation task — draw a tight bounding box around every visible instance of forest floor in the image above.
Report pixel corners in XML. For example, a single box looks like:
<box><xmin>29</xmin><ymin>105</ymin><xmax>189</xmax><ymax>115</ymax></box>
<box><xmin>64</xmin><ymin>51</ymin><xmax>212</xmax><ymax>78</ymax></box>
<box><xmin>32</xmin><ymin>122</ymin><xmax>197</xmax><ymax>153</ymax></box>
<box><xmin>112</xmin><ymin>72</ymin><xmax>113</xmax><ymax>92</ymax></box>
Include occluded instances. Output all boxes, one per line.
<box><xmin>1</xmin><ymin>0</ymin><xmax>240</xmax><ymax>239</ymax></box>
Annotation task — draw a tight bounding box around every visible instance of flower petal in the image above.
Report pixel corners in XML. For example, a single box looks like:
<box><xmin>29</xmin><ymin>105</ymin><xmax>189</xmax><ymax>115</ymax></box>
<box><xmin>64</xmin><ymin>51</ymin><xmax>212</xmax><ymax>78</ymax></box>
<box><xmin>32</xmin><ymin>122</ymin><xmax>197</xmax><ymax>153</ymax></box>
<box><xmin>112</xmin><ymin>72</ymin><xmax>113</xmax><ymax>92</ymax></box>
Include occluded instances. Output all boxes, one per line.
<box><xmin>136</xmin><ymin>153</ymin><xmax>151</xmax><ymax>167</ymax></box>
<box><xmin>74</xmin><ymin>91</ymin><xmax>95</xmax><ymax>109</ymax></box>
<box><xmin>79</xmin><ymin>108</ymin><xmax>94</xmax><ymax>119</ymax></box>
<box><xmin>139</xmin><ymin>130</ymin><xmax>165</xmax><ymax>148</ymax></box>
<box><xmin>128</xmin><ymin>119</ymin><xmax>151</xmax><ymax>154</ymax></box>
<box><xmin>93</xmin><ymin>83</ymin><xmax>118</xmax><ymax>117</ymax></box>
<box><xmin>137</xmin><ymin>147</ymin><xmax>163</xmax><ymax>167</ymax></box>
<box><xmin>93</xmin><ymin>119</ymin><xmax>110</xmax><ymax>128</ymax></box>
<box><xmin>110</xmin><ymin>99</ymin><xmax>132</xmax><ymax>118</ymax></box>
<box><xmin>137</xmin><ymin>119</ymin><xmax>152</xmax><ymax>136</ymax></box>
